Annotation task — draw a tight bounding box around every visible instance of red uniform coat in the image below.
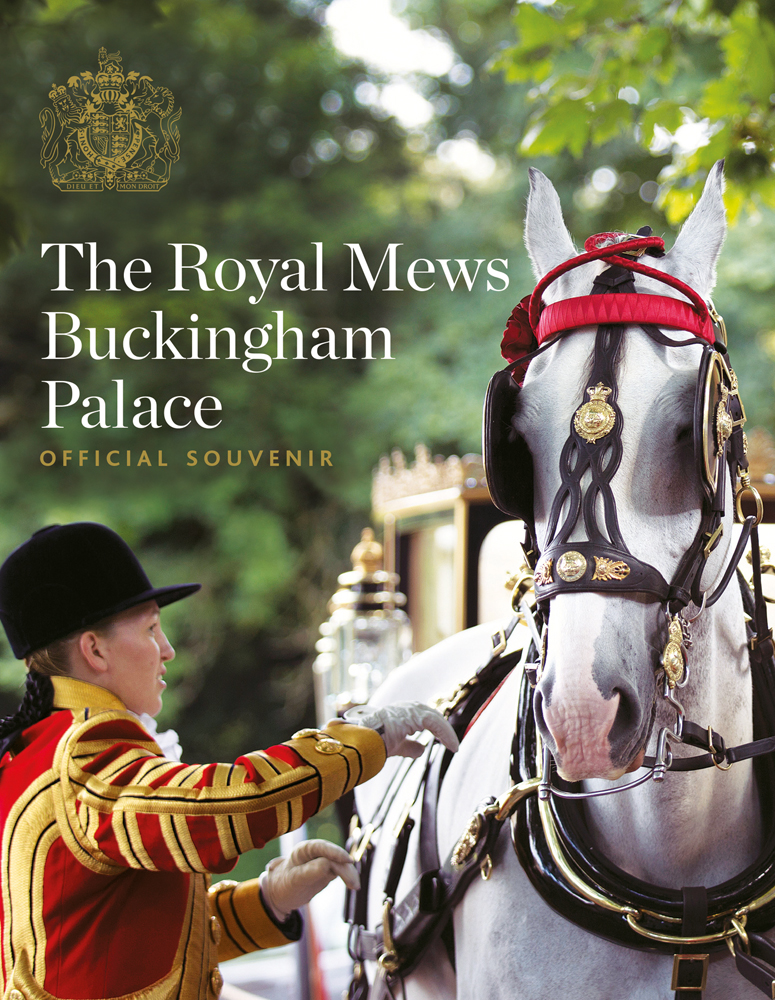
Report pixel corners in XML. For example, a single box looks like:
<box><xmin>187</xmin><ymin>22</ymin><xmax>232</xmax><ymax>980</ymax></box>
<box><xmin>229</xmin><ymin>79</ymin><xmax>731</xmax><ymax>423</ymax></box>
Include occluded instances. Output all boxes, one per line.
<box><xmin>0</xmin><ymin>676</ymin><xmax>385</xmax><ymax>1000</ymax></box>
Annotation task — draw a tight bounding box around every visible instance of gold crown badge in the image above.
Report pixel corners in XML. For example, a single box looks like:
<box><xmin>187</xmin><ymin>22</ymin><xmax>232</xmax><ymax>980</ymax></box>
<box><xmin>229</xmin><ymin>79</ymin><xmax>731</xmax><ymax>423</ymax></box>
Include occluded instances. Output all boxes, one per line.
<box><xmin>574</xmin><ymin>383</ymin><xmax>616</xmax><ymax>443</ymax></box>
<box><xmin>40</xmin><ymin>47</ymin><xmax>181</xmax><ymax>192</ymax></box>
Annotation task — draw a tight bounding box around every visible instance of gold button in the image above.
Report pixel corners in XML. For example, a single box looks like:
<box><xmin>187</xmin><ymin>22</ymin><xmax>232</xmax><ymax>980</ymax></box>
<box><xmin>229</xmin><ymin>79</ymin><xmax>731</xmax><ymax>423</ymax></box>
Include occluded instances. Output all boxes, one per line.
<box><xmin>10</xmin><ymin>990</ymin><xmax>24</xmax><ymax>1000</ymax></box>
<box><xmin>292</xmin><ymin>728</ymin><xmax>321</xmax><ymax>740</ymax></box>
<box><xmin>210</xmin><ymin>915</ymin><xmax>222</xmax><ymax>946</ymax></box>
<box><xmin>209</xmin><ymin>968</ymin><xmax>223</xmax><ymax>997</ymax></box>
<box><xmin>315</xmin><ymin>738</ymin><xmax>343</xmax><ymax>754</ymax></box>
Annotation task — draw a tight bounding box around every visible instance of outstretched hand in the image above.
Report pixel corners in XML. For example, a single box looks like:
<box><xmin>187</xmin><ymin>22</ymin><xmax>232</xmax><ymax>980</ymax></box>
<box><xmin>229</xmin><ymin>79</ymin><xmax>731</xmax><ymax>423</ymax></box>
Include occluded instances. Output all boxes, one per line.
<box><xmin>260</xmin><ymin>839</ymin><xmax>360</xmax><ymax>922</ymax></box>
<box><xmin>342</xmin><ymin>701</ymin><xmax>459</xmax><ymax>758</ymax></box>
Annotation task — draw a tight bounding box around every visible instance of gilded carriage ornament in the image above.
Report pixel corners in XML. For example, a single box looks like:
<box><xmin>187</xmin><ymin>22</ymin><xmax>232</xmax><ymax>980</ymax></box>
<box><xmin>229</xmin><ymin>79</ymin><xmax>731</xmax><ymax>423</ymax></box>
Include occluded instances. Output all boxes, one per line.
<box><xmin>40</xmin><ymin>48</ymin><xmax>181</xmax><ymax>192</ymax></box>
<box><xmin>574</xmin><ymin>383</ymin><xmax>616</xmax><ymax>443</ymax></box>
<box><xmin>534</xmin><ymin>557</ymin><xmax>554</xmax><ymax>587</ymax></box>
<box><xmin>592</xmin><ymin>556</ymin><xmax>631</xmax><ymax>582</ymax></box>
<box><xmin>662</xmin><ymin>617</ymin><xmax>685</xmax><ymax>688</ymax></box>
<box><xmin>556</xmin><ymin>551</ymin><xmax>587</xmax><ymax>582</ymax></box>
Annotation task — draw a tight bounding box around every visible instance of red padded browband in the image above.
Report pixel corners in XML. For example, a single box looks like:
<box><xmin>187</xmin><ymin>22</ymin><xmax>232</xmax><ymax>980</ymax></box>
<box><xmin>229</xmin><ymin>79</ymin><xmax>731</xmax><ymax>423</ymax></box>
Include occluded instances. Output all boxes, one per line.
<box><xmin>536</xmin><ymin>292</ymin><xmax>714</xmax><ymax>345</ymax></box>
<box><xmin>528</xmin><ymin>236</ymin><xmax>715</xmax><ymax>345</ymax></box>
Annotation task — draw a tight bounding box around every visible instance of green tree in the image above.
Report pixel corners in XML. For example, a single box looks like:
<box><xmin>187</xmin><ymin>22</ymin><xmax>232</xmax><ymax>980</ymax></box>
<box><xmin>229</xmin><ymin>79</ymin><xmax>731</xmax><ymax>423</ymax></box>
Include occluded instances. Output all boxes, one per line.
<box><xmin>496</xmin><ymin>0</ymin><xmax>775</xmax><ymax>223</ymax></box>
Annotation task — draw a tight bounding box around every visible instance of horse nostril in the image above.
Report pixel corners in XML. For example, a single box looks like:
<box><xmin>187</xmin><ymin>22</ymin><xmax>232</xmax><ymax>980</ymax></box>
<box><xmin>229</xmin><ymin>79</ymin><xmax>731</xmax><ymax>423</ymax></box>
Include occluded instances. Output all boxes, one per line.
<box><xmin>607</xmin><ymin>686</ymin><xmax>643</xmax><ymax>760</ymax></box>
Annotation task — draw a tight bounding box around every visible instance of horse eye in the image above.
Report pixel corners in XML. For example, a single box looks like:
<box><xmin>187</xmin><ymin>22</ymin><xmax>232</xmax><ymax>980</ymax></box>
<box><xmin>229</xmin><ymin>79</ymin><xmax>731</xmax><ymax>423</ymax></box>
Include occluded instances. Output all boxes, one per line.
<box><xmin>675</xmin><ymin>425</ymin><xmax>692</xmax><ymax>447</ymax></box>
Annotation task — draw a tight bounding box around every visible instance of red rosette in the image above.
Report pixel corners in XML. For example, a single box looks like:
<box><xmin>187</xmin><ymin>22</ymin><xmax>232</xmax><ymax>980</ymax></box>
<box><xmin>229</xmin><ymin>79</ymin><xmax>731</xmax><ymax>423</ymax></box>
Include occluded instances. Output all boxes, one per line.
<box><xmin>500</xmin><ymin>294</ymin><xmax>536</xmax><ymax>384</ymax></box>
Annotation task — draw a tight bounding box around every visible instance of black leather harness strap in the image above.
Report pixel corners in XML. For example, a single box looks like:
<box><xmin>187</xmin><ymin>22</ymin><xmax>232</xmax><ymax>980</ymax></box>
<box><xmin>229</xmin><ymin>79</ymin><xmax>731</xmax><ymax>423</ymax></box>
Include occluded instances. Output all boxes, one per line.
<box><xmin>735</xmin><ymin>933</ymin><xmax>775</xmax><ymax>996</ymax></box>
<box><xmin>345</xmin><ymin>615</ymin><xmax>529</xmax><ymax>989</ymax></box>
<box><xmin>673</xmin><ymin>886</ymin><xmax>709</xmax><ymax>997</ymax></box>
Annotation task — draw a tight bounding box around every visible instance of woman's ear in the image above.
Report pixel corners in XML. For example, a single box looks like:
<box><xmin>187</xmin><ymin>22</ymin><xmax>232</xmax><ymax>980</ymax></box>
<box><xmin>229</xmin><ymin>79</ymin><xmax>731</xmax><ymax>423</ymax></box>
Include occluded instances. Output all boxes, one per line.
<box><xmin>77</xmin><ymin>630</ymin><xmax>109</xmax><ymax>675</ymax></box>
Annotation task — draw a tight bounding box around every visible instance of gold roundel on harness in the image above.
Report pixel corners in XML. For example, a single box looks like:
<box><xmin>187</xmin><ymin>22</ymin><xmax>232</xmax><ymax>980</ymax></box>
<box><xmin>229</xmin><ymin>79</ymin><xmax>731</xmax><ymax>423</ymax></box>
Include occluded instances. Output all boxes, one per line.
<box><xmin>557</xmin><ymin>551</ymin><xmax>588</xmax><ymax>582</ymax></box>
<box><xmin>662</xmin><ymin>617</ymin><xmax>685</xmax><ymax>688</ymax></box>
<box><xmin>574</xmin><ymin>383</ymin><xmax>616</xmax><ymax>443</ymax></box>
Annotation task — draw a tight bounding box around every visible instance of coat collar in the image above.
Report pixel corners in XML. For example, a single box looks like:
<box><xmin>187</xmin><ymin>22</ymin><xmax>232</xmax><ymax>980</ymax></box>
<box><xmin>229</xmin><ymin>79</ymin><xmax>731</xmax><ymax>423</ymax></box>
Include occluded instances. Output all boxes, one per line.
<box><xmin>51</xmin><ymin>676</ymin><xmax>126</xmax><ymax>713</ymax></box>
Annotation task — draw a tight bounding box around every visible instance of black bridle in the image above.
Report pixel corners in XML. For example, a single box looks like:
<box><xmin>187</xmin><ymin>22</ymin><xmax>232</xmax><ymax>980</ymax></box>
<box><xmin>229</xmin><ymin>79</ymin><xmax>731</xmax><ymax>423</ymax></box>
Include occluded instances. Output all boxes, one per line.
<box><xmin>345</xmin><ymin>235</ymin><xmax>775</xmax><ymax>999</ymax></box>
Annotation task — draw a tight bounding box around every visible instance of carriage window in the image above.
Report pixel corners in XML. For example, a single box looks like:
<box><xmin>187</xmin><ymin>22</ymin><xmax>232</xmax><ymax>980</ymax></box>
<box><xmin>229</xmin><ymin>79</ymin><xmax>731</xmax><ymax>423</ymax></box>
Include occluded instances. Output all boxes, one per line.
<box><xmin>407</xmin><ymin>521</ymin><xmax>457</xmax><ymax>650</ymax></box>
<box><xmin>478</xmin><ymin>519</ymin><xmax>527</xmax><ymax>623</ymax></box>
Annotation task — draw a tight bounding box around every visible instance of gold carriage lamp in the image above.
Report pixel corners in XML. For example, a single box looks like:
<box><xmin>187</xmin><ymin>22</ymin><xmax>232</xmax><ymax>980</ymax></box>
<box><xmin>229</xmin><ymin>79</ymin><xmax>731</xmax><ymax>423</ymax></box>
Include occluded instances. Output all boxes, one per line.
<box><xmin>312</xmin><ymin>528</ymin><xmax>412</xmax><ymax>726</ymax></box>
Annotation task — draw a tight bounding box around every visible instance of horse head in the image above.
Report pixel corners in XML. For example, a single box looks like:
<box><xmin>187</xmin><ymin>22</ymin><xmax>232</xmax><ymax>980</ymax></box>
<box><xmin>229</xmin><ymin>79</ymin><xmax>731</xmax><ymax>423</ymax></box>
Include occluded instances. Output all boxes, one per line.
<box><xmin>511</xmin><ymin>162</ymin><xmax>744</xmax><ymax>783</ymax></box>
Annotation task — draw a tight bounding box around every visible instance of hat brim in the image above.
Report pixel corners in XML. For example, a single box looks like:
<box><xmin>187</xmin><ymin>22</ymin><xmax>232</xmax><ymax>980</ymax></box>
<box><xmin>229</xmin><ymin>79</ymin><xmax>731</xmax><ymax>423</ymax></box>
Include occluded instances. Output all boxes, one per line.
<box><xmin>80</xmin><ymin>583</ymin><xmax>202</xmax><ymax>628</ymax></box>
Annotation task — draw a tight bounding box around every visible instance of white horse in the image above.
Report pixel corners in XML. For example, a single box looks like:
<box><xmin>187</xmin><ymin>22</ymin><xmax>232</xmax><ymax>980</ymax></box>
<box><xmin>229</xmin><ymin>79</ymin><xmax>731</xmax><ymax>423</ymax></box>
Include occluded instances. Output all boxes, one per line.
<box><xmin>354</xmin><ymin>162</ymin><xmax>772</xmax><ymax>998</ymax></box>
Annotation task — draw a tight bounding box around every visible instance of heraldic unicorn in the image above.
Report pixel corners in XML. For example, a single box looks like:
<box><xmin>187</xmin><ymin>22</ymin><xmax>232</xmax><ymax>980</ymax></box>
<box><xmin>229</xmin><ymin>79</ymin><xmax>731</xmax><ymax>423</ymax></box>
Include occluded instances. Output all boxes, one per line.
<box><xmin>40</xmin><ymin>48</ymin><xmax>181</xmax><ymax>192</ymax></box>
<box><xmin>346</xmin><ymin>163</ymin><xmax>775</xmax><ymax>999</ymax></box>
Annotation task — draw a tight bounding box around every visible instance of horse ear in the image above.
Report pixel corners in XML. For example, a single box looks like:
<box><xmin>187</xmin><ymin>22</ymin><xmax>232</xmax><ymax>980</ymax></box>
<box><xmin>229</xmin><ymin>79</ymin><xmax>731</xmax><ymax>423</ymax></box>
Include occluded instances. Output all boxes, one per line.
<box><xmin>524</xmin><ymin>168</ymin><xmax>577</xmax><ymax>280</ymax></box>
<box><xmin>663</xmin><ymin>160</ymin><xmax>726</xmax><ymax>299</ymax></box>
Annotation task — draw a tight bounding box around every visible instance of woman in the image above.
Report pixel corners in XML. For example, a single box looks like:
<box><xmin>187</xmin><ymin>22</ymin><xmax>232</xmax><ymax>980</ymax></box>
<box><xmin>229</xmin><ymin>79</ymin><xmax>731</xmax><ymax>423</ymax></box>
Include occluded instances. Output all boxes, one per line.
<box><xmin>0</xmin><ymin>522</ymin><xmax>456</xmax><ymax>1000</ymax></box>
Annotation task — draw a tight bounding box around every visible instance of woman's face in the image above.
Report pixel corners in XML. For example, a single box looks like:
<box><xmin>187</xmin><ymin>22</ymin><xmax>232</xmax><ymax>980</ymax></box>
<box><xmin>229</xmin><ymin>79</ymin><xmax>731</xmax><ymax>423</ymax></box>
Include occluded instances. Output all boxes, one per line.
<box><xmin>98</xmin><ymin>601</ymin><xmax>175</xmax><ymax>717</ymax></box>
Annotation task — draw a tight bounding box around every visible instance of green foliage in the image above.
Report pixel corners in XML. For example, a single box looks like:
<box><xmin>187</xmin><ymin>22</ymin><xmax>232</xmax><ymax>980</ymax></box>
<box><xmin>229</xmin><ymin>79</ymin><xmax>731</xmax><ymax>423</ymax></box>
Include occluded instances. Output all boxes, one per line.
<box><xmin>496</xmin><ymin>0</ymin><xmax>775</xmax><ymax>220</ymax></box>
<box><xmin>1</xmin><ymin>0</ymin><xmax>774</xmax><ymax>781</ymax></box>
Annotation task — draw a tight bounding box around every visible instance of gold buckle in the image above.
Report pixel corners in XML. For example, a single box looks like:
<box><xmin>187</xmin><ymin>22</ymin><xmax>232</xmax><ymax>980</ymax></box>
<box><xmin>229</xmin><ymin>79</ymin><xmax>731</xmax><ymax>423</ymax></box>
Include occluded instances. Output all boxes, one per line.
<box><xmin>350</xmin><ymin>822</ymin><xmax>374</xmax><ymax>862</ymax></box>
<box><xmin>707</xmin><ymin>726</ymin><xmax>731</xmax><ymax>771</ymax></box>
<box><xmin>703</xmin><ymin>524</ymin><xmax>723</xmax><ymax>560</ymax></box>
<box><xmin>491</xmin><ymin>629</ymin><xmax>507</xmax><ymax>656</ymax></box>
<box><xmin>708</xmin><ymin>299</ymin><xmax>728</xmax><ymax>345</ymax></box>
<box><xmin>671</xmin><ymin>953</ymin><xmax>709</xmax><ymax>991</ymax></box>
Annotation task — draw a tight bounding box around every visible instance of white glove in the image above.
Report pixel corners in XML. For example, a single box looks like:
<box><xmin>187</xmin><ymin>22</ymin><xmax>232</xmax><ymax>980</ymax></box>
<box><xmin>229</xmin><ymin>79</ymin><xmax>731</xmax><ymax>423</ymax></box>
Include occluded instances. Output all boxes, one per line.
<box><xmin>342</xmin><ymin>701</ymin><xmax>459</xmax><ymax>758</ymax></box>
<box><xmin>259</xmin><ymin>839</ymin><xmax>360</xmax><ymax>922</ymax></box>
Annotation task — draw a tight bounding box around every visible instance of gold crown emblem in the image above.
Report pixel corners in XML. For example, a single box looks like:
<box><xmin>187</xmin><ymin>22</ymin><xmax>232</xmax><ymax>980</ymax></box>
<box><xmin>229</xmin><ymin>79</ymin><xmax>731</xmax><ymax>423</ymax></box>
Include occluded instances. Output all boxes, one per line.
<box><xmin>573</xmin><ymin>382</ymin><xmax>616</xmax><ymax>443</ymax></box>
<box><xmin>40</xmin><ymin>47</ymin><xmax>181</xmax><ymax>192</ymax></box>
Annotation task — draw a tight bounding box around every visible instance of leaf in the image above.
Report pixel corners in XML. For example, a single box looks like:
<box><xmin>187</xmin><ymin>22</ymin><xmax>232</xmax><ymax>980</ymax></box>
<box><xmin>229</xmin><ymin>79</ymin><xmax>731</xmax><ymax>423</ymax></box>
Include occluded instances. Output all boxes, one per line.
<box><xmin>503</xmin><ymin>55</ymin><xmax>553</xmax><ymax>83</ymax></box>
<box><xmin>722</xmin><ymin>3</ymin><xmax>775</xmax><ymax>103</ymax></box>
<box><xmin>637</xmin><ymin>26</ymin><xmax>670</xmax><ymax>61</ymax></box>
<box><xmin>700</xmin><ymin>77</ymin><xmax>745</xmax><ymax>119</ymax></box>
<box><xmin>590</xmin><ymin>101</ymin><xmax>632</xmax><ymax>145</ymax></box>
<box><xmin>514</xmin><ymin>4</ymin><xmax>564</xmax><ymax>54</ymax></box>
<box><xmin>522</xmin><ymin>101</ymin><xmax>589</xmax><ymax>158</ymax></box>
<box><xmin>662</xmin><ymin>187</ymin><xmax>699</xmax><ymax>225</ymax></box>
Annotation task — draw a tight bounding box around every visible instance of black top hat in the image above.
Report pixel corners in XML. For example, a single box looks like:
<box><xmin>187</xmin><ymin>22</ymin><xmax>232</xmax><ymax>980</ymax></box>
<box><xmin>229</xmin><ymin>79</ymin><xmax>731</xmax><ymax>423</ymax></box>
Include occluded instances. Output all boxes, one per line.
<box><xmin>0</xmin><ymin>522</ymin><xmax>201</xmax><ymax>658</ymax></box>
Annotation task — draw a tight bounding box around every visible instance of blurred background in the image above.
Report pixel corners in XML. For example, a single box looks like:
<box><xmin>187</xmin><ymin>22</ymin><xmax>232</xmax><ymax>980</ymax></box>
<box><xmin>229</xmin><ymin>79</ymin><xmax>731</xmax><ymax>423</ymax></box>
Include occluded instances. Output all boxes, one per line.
<box><xmin>1</xmin><ymin>0</ymin><xmax>775</xmax><ymax>943</ymax></box>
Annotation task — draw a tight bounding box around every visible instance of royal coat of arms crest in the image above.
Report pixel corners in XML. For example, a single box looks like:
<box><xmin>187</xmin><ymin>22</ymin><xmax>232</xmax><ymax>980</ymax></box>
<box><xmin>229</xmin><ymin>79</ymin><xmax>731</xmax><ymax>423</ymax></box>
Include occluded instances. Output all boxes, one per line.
<box><xmin>40</xmin><ymin>48</ymin><xmax>181</xmax><ymax>192</ymax></box>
